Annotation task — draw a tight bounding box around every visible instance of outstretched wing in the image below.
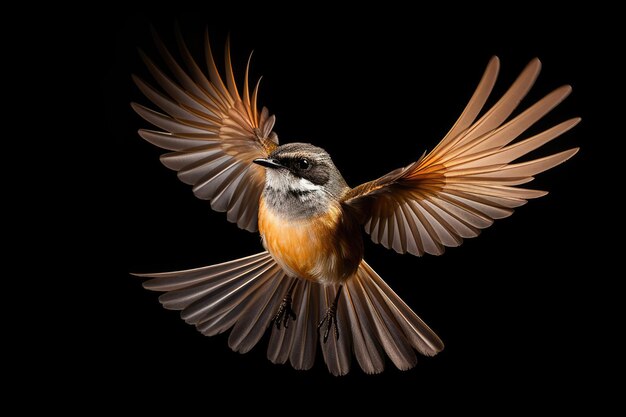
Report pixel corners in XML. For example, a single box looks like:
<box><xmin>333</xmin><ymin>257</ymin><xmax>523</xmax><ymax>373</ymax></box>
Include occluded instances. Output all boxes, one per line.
<box><xmin>132</xmin><ymin>28</ymin><xmax>278</xmax><ymax>232</ymax></box>
<box><xmin>343</xmin><ymin>57</ymin><xmax>579</xmax><ymax>256</ymax></box>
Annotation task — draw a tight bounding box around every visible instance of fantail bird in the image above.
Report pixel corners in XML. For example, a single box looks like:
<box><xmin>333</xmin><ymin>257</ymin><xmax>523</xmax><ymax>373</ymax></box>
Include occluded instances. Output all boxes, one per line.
<box><xmin>131</xmin><ymin>28</ymin><xmax>579</xmax><ymax>375</ymax></box>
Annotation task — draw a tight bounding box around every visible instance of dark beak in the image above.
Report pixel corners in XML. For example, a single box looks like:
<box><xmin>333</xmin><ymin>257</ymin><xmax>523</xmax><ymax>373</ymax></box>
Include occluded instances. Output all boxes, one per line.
<box><xmin>253</xmin><ymin>158</ymin><xmax>283</xmax><ymax>169</ymax></box>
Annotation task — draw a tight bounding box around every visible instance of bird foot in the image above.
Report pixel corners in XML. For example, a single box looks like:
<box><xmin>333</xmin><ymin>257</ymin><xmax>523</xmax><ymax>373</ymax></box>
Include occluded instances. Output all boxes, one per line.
<box><xmin>317</xmin><ymin>307</ymin><xmax>339</xmax><ymax>343</ymax></box>
<box><xmin>318</xmin><ymin>286</ymin><xmax>343</xmax><ymax>343</ymax></box>
<box><xmin>272</xmin><ymin>293</ymin><xmax>296</xmax><ymax>329</ymax></box>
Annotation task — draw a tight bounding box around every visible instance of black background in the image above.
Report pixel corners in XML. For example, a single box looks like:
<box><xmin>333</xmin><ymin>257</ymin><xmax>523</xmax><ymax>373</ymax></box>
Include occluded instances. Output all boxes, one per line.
<box><xmin>38</xmin><ymin>4</ymin><xmax>619</xmax><ymax>412</ymax></box>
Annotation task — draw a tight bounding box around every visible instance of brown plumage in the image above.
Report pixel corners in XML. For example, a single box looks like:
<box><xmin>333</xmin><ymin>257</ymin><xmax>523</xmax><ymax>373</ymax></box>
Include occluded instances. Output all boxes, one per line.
<box><xmin>131</xmin><ymin>27</ymin><xmax>579</xmax><ymax>375</ymax></box>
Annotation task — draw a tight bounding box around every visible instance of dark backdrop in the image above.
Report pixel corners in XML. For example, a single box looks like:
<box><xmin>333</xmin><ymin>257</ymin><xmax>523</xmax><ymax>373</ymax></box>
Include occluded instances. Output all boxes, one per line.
<box><xmin>44</xmin><ymin>4</ymin><xmax>617</xmax><ymax>413</ymax></box>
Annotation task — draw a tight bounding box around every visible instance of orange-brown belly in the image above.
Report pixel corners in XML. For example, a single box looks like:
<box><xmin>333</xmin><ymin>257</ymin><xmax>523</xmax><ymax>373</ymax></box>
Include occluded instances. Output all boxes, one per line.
<box><xmin>258</xmin><ymin>197</ymin><xmax>362</xmax><ymax>285</ymax></box>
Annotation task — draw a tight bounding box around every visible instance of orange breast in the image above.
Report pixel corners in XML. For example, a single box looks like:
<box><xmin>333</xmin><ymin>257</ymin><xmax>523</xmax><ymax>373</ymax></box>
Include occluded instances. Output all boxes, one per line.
<box><xmin>258</xmin><ymin>197</ymin><xmax>362</xmax><ymax>284</ymax></box>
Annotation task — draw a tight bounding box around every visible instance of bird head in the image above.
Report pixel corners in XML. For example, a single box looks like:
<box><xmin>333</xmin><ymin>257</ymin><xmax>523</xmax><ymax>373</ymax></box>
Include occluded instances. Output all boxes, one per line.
<box><xmin>254</xmin><ymin>143</ymin><xmax>348</xmax><ymax>217</ymax></box>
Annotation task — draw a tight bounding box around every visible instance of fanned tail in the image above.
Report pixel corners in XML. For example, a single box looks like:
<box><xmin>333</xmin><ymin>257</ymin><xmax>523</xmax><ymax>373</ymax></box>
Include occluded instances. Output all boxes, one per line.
<box><xmin>317</xmin><ymin>261</ymin><xmax>443</xmax><ymax>375</ymax></box>
<box><xmin>135</xmin><ymin>254</ymin><xmax>443</xmax><ymax>375</ymax></box>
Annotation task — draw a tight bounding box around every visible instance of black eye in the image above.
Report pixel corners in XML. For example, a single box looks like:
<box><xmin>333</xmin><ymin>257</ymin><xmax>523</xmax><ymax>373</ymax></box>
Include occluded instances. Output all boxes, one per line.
<box><xmin>296</xmin><ymin>158</ymin><xmax>310</xmax><ymax>170</ymax></box>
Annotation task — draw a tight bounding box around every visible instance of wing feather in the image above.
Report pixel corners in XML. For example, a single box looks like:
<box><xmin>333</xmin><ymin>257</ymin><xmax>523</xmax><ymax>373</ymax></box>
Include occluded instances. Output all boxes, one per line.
<box><xmin>132</xmin><ymin>29</ymin><xmax>278</xmax><ymax>232</ymax></box>
<box><xmin>137</xmin><ymin>129</ymin><xmax>212</xmax><ymax>151</ymax></box>
<box><xmin>344</xmin><ymin>58</ymin><xmax>578</xmax><ymax>256</ymax></box>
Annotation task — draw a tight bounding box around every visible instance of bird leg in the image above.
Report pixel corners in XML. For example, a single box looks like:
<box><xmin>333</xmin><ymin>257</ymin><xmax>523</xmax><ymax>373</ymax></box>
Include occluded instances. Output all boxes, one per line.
<box><xmin>272</xmin><ymin>280</ymin><xmax>297</xmax><ymax>329</ymax></box>
<box><xmin>318</xmin><ymin>285</ymin><xmax>343</xmax><ymax>343</ymax></box>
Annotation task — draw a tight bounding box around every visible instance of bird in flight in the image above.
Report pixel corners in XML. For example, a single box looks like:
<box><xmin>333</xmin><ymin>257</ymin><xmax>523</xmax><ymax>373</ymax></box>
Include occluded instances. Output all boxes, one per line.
<box><xmin>131</xmin><ymin>28</ymin><xmax>579</xmax><ymax>375</ymax></box>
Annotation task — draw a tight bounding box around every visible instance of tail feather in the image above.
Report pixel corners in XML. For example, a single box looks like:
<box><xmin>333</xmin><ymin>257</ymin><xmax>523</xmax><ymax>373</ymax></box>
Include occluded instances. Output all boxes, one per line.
<box><xmin>179</xmin><ymin>261</ymin><xmax>276</xmax><ymax>325</ymax></box>
<box><xmin>350</xmin><ymin>275</ymin><xmax>418</xmax><ymax>371</ymax></box>
<box><xmin>136</xmin><ymin>252</ymin><xmax>443</xmax><ymax>375</ymax></box>
<box><xmin>317</xmin><ymin>284</ymin><xmax>353</xmax><ymax>375</ymax></box>
<box><xmin>267</xmin><ymin>279</ymin><xmax>319</xmax><ymax>370</ymax></box>
<box><xmin>266</xmin><ymin>309</ymin><xmax>295</xmax><ymax>364</ymax></box>
<box><xmin>360</xmin><ymin>262</ymin><xmax>445</xmax><ymax>356</ymax></box>
<box><xmin>136</xmin><ymin>252</ymin><xmax>270</xmax><ymax>291</ymax></box>
<box><xmin>288</xmin><ymin>282</ymin><xmax>318</xmax><ymax>370</ymax></box>
<box><xmin>157</xmin><ymin>257</ymin><xmax>275</xmax><ymax>310</ymax></box>
<box><xmin>228</xmin><ymin>273</ymin><xmax>292</xmax><ymax>354</ymax></box>
<box><xmin>196</xmin><ymin>304</ymin><xmax>244</xmax><ymax>336</ymax></box>
<box><xmin>341</xmin><ymin>280</ymin><xmax>385</xmax><ymax>374</ymax></box>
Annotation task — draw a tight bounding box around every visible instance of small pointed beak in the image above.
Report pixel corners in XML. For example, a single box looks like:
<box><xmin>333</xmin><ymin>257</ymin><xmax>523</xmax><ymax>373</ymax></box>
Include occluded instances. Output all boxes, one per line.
<box><xmin>253</xmin><ymin>158</ymin><xmax>283</xmax><ymax>169</ymax></box>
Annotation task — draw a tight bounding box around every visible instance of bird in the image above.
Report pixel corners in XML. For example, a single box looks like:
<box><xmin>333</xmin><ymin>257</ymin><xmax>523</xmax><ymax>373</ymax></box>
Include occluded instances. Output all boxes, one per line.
<box><xmin>130</xmin><ymin>27</ymin><xmax>579</xmax><ymax>375</ymax></box>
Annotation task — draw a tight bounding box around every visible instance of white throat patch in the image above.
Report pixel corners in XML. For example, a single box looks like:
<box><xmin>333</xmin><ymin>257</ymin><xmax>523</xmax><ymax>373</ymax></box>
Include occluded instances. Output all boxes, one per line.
<box><xmin>294</xmin><ymin>177</ymin><xmax>322</xmax><ymax>192</ymax></box>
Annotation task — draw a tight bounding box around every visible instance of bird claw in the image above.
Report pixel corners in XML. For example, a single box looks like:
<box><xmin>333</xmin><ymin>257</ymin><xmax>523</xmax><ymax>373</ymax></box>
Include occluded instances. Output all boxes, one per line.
<box><xmin>272</xmin><ymin>294</ymin><xmax>296</xmax><ymax>329</ymax></box>
<box><xmin>318</xmin><ymin>285</ymin><xmax>343</xmax><ymax>343</ymax></box>
<box><xmin>317</xmin><ymin>308</ymin><xmax>339</xmax><ymax>343</ymax></box>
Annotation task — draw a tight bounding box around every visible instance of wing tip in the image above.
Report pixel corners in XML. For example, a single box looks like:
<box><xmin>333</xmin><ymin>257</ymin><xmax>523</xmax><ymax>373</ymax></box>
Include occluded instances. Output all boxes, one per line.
<box><xmin>532</xmin><ymin>190</ymin><xmax>550</xmax><ymax>199</ymax></box>
<box><xmin>542</xmin><ymin>147</ymin><xmax>580</xmax><ymax>172</ymax></box>
<box><xmin>530</xmin><ymin>56</ymin><xmax>542</xmax><ymax>70</ymax></box>
<box><xmin>521</xmin><ymin>57</ymin><xmax>543</xmax><ymax>81</ymax></box>
<box><xmin>562</xmin><ymin>147</ymin><xmax>580</xmax><ymax>160</ymax></box>
<box><xmin>130</xmin><ymin>102</ymin><xmax>151</xmax><ymax>122</ymax></box>
<box><xmin>555</xmin><ymin>84</ymin><xmax>573</xmax><ymax>98</ymax></box>
<box><xmin>137</xmin><ymin>48</ymin><xmax>152</xmax><ymax>66</ymax></box>
<box><xmin>569</xmin><ymin>147</ymin><xmax>580</xmax><ymax>159</ymax></box>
